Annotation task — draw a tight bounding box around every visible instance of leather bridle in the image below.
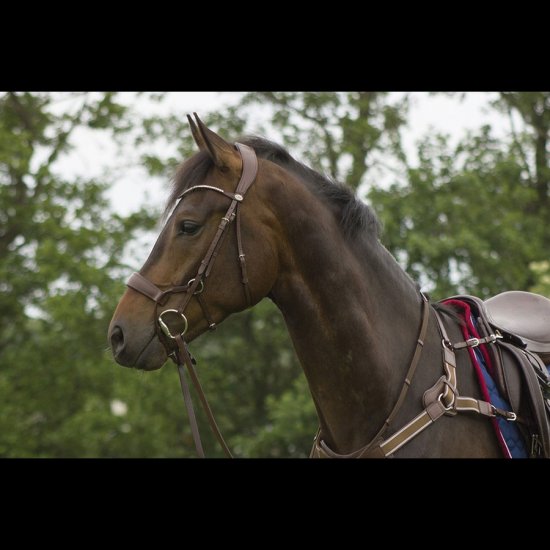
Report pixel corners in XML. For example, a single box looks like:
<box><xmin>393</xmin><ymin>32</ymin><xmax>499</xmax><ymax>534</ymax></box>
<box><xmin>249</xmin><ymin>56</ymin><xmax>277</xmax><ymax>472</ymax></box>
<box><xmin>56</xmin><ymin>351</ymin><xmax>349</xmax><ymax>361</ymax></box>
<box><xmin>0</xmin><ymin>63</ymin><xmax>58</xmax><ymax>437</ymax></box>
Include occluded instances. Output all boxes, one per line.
<box><xmin>122</xmin><ymin>140</ymin><xmax>521</xmax><ymax>459</ymax></box>
<box><xmin>126</xmin><ymin>142</ymin><xmax>258</xmax><ymax>457</ymax></box>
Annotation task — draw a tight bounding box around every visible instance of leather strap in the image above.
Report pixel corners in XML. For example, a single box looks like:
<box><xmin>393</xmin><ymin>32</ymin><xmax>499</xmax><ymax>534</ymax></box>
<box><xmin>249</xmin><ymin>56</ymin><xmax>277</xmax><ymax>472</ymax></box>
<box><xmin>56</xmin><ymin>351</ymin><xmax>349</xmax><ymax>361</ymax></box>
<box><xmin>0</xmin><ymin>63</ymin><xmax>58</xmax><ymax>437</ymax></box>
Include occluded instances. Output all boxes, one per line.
<box><xmin>502</xmin><ymin>344</ymin><xmax>550</xmax><ymax>456</ymax></box>
<box><xmin>176</xmin><ymin>361</ymin><xmax>205</xmax><ymax>457</ymax></box>
<box><xmin>126</xmin><ymin>142</ymin><xmax>258</xmax><ymax>458</ymax></box>
<box><xmin>313</xmin><ymin>293</ymin><xmax>432</xmax><ymax>458</ymax></box>
<box><xmin>175</xmin><ymin>335</ymin><xmax>233</xmax><ymax>457</ymax></box>
<box><xmin>450</xmin><ymin>333</ymin><xmax>503</xmax><ymax>350</ymax></box>
<box><xmin>236</xmin><ymin>205</ymin><xmax>251</xmax><ymax>306</ymax></box>
<box><xmin>312</xmin><ymin>302</ymin><xmax>520</xmax><ymax>458</ymax></box>
<box><xmin>127</xmin><ymin>272</ymin><xmax>167</xmax><ymax>304</ymax></box>
<box><xmin>178</xmin><ymin>185</ymin><xmax>241</xmax><ymax>202</ymax></box>
<box><xmin>196</xmin><ymin>293</ymin><xmax>217</xmax><ymax>330</ymax></box>
<box><xmin>235</xmin><ymin>143</ymin><xmax>259</xmax><ymax>194</ymax></box>
<box><xmin>367</xmin><ymin>293</ymin><xmax>431</xmax><ymax>443</ymax></box>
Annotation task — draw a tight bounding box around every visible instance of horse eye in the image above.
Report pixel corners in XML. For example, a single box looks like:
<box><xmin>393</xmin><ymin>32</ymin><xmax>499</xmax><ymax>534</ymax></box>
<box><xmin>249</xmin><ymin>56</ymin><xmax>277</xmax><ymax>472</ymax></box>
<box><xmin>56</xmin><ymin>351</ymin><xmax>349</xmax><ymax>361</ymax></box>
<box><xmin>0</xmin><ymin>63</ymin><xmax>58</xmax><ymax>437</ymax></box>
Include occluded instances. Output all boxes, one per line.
<box><xmin>178</xmin><ymin>221</ymin><xmax>201</xmax><ymax>236</ymax></box>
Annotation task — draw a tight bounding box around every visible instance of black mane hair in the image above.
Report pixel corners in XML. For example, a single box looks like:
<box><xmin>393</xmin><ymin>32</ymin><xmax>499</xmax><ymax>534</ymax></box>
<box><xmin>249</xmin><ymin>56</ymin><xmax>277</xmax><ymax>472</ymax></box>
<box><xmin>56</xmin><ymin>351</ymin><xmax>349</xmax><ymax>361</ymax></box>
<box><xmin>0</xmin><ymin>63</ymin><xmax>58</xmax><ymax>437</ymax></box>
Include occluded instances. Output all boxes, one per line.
<box><xmin>166</xmin><ymin>136</ymin><xmax>380</xmax><ymax>240</ymax></box>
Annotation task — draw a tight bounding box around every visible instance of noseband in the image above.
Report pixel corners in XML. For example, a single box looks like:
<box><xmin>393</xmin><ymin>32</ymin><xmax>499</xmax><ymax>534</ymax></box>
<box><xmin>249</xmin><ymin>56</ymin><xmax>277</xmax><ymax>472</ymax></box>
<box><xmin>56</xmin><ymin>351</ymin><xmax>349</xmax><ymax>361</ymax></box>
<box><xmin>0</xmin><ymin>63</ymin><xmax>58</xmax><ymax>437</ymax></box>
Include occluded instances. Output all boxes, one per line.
<box><xmin>126</xmin><ymin>143</ymin><xmax>259</xmax><ymax>457</ymax></box>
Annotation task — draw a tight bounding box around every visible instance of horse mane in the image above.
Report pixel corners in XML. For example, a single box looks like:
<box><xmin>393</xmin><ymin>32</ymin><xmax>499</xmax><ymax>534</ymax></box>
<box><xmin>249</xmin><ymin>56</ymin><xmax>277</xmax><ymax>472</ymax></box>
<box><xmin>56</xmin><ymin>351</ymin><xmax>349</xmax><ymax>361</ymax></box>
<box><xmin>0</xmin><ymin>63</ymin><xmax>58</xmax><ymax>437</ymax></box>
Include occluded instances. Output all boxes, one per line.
<box><xmin>166</xmin><ymin>136</ymin><xmax>380</xmax><ymax>241</ymax></box>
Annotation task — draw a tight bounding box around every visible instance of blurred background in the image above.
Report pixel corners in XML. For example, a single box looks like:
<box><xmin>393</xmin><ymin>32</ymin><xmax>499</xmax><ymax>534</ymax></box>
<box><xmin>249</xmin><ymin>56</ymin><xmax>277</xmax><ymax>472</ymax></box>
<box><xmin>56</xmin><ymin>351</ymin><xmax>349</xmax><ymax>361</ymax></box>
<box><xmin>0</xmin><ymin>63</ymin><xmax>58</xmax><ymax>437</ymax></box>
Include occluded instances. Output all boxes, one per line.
<box><xmin>1</xmin><ymin>92</ymin><xmax>549</xmax><ymax>457</ymax></box>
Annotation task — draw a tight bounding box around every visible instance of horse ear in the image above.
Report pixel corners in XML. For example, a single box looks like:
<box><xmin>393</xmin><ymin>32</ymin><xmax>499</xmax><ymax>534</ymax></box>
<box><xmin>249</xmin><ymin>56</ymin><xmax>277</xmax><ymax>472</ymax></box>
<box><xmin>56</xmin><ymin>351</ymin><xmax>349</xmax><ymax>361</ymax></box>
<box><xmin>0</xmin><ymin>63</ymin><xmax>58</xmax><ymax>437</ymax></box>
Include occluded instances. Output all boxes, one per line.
<box><xmin>187</xmin><ymin>114</ymin><xmax>206</xmax><ymax>150</ymax></box>
<box><xmin>193</xmin><ymin>113</ymin><xmax>241</xmax><ymax>172</ymax></box>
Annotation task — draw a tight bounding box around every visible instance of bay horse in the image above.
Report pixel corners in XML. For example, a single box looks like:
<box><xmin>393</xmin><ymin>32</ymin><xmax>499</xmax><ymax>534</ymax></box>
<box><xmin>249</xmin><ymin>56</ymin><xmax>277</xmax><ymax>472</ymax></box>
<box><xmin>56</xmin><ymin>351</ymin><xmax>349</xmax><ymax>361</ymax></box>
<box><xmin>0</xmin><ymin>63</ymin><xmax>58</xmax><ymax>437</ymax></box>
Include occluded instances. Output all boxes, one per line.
<box><xmin>108</xmin><ymin>115</ymin><xmax>536</xmax><ymax>458</ymax></box>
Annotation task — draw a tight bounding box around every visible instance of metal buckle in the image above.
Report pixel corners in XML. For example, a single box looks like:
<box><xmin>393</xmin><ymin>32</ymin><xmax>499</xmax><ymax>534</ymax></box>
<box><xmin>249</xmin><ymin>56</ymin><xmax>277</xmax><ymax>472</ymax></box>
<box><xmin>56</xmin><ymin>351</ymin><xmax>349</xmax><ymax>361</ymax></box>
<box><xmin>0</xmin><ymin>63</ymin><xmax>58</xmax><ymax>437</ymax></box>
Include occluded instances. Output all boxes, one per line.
<box><xmin>158</xmin><ymin>309</ymin><xmax>188</xmax><ymax>339</ymax></box>
<box><xmin>465</xmin><ymin>337</ymin><xmax>480</xmax><ymax>348</ymax></box>
<box><xmin>490</xmin><ymin>404</ymin><xmax>517</xmax><ymax>422</ymax></box>
<box><xmin>489</xmin><ymin>331</ymin><xmax>503</xmax><ymax>344</ymax></box>
<box><xmin>498</xmin><ymin>407</ymin><xmax>517</xmax><ymax>422</ymax></box>
<box><xmin>438</xmin><ymin>392</ymin><xmax>454</xmax><ymax>411</ymax></box>
<box><xmin>442</xmin><ymin>338</ymin><xmax>454</xmax><ymax>350</ymax></box>
<box><xmin>187</xmin><ymin>278</ymin><xmax>204</xmax><ymax>295</ymax></box>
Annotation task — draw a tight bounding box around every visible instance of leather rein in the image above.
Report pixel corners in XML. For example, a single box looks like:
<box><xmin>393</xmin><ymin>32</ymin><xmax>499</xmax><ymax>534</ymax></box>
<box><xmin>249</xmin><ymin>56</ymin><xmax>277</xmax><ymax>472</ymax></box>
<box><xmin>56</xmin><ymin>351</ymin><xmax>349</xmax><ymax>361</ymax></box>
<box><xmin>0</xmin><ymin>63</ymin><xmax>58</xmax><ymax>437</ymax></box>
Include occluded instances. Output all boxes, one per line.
<box><xmin>126</xmin><ymin>142</ymin><xmax>258</xmax><ymax>458</ymax></box>
<box><xmin>125</xmin><ymin>143</ymin><xmax>519</xmax><ymax>458</ymax></box>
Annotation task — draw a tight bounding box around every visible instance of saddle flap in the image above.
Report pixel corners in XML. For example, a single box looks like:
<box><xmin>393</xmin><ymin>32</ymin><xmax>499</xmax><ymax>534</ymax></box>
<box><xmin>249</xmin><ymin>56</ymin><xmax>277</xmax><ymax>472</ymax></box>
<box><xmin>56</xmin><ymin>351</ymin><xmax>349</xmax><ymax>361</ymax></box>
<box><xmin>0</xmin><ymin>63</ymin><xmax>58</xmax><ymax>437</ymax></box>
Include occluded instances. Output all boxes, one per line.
<box><xmin>498</xmin><ymin>343</ymin><xmax>550</xmax><ymax>457</ymax></box>
<box><xmin>442</xmin><ymin>293</ymin><xmax>550</xmax><ymax>458</ymax></box>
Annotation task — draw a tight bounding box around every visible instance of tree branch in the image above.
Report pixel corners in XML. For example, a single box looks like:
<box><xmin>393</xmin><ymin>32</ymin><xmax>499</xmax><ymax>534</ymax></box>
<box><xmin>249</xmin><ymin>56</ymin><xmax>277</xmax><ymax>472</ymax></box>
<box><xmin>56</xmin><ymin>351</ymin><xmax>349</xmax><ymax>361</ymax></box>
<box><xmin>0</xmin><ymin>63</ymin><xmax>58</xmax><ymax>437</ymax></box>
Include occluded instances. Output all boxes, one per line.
<box><xmin>33</xmin><ymin>96</ymin><xmax>90</xmax><ymax>199</ymax></box>
<box><xmin>506</xmin><ymin>102</ymin><xmax>534</xmax><ymax>184</ymax></box>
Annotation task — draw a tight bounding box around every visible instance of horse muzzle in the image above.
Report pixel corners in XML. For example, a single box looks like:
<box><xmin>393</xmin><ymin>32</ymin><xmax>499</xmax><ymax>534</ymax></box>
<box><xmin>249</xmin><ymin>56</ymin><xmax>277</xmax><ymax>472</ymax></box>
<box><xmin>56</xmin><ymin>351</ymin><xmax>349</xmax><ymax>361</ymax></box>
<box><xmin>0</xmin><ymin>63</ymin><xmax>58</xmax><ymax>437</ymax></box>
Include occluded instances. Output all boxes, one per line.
<box><xmin>108</xmin><ymin>319</ymin><xmax>168</xmax><ymax>371</ymax></box>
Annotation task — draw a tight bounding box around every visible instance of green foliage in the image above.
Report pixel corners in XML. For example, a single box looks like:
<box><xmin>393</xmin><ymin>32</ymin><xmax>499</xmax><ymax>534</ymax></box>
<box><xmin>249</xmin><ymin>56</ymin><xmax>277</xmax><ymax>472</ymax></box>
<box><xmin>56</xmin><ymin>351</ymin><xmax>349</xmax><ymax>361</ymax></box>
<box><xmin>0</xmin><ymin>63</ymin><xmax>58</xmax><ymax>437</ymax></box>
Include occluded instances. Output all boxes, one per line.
<box><xmin>232</xmin><ymin>374</ymin><xmax>316</xmax><ymax>458</ymax></box>
<box><xmin>530</xmin><ymin>261</ymin><xmax>550</xmax><ymax>297</ymax></box>
<box><xmin>0</xmin><ymin>92</ymin><xmax>317</xmax><ymax>457</ymax></box>
<box><xmin>239</xmin><ymin>92</ymin><xmax>410</xmax><ymax>188</ymax></box>
<box><xmin>177</xmin><ymin>299</ymin><xmax>317</xmax><ymax>457</ymax></box>
<box><xmin>370</xmin><ymin>128</ymin><xmax>541</xmax><ymax>298</ymax></box>
<box><xmin>370</xmin><ymin>93</ymin><xmax>550</xmax><ymax>299</ymax></box>
<box><xmin>0</xmin><ymin>92</ymin><xmax>164</xmax><ymax>457</ymax></box>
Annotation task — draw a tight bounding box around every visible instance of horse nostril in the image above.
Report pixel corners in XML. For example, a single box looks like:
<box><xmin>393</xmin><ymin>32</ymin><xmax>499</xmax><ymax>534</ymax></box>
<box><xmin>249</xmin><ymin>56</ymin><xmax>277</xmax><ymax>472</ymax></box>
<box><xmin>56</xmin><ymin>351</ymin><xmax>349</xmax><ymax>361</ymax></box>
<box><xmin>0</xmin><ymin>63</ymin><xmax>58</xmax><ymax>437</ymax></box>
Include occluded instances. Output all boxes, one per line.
<box><xmin>110</xmin><ymin>325</ymin><xmax>125</xmax><ymax>357</ymax></box>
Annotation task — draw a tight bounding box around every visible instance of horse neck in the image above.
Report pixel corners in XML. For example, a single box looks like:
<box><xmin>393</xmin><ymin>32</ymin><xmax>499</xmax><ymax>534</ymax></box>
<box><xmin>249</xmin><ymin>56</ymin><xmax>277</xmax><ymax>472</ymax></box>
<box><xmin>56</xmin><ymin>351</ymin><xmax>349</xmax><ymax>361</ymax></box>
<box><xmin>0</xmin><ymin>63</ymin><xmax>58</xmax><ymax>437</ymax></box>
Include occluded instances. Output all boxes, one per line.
<box><xmin>269</xmin><ymin>186</ymin><xmax>424</xmax><ymax>454</ymax></box>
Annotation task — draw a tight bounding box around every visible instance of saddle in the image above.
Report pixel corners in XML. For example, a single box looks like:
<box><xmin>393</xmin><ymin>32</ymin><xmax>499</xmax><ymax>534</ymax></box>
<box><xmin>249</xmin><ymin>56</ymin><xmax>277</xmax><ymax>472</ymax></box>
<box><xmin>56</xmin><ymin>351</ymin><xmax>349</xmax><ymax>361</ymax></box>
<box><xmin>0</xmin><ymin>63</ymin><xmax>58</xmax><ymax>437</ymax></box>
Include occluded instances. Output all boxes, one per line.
<box><xmin>485</xmin><ymin>291</ymin><xmax>550</xmax><ymax>363</ymax></box>
<box><xmin>445</xmin><ymin>291</ymin><xmax>550</xmax><ymax>457</ymax></box>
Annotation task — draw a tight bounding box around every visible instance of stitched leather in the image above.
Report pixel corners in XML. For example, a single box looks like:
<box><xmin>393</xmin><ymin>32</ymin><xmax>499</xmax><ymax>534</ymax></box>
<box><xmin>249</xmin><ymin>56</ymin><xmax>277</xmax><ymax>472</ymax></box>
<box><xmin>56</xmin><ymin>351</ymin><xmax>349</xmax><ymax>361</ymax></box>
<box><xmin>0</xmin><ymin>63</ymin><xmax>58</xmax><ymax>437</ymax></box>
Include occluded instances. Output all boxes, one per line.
<box><xmin>443</xmin><ymin>294</ymin><xmax>550</xmax><ymax>458</ymax></box>
<box><xmin>313</xmin><ymin>299</ymin><xmax>529</xmax><ymax>458</ymax></box>
<box><xmin>126</xmin><ymin>142</ymin><xmax>258</xmax><ymax>458</ymax></box>
<box><xmin>422</xmin><ymin>376</ymin><xmax>446</xmax><ymax>409</ymax></box>
<box><xmin>127</xmin><ymin>272</ymin><xmax>167</xmax><ymax>304</ymax></box>
<box><xmin>485</xmin><ymin>291</ymin><xmax>550</xmax><ymax>354</ymax></box>
<box><xmin>313</xmin><ymin>294</ymin><xmax>433</xmax><ymax>458</ymax></box>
